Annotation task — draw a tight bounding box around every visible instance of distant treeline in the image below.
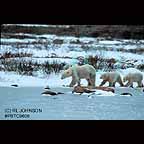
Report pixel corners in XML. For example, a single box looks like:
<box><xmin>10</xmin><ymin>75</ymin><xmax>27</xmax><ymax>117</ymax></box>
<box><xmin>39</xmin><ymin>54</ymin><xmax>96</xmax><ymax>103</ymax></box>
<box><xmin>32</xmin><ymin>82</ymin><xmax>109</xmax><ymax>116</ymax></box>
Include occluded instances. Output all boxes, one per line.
<box><xmin>1</xmin><ymin>25</ymin><xmax>144</xmax><ymax>39</ymax></box>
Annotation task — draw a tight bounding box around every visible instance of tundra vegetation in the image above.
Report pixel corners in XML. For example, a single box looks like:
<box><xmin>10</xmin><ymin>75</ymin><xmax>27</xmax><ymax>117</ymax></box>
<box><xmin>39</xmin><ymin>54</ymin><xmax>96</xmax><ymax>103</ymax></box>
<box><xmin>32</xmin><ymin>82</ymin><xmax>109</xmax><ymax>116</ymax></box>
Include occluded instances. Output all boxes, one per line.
<box><xmin>1</xmin><ymin>25</ymin><xmax>144</xmax><ymax>76</ymax></box>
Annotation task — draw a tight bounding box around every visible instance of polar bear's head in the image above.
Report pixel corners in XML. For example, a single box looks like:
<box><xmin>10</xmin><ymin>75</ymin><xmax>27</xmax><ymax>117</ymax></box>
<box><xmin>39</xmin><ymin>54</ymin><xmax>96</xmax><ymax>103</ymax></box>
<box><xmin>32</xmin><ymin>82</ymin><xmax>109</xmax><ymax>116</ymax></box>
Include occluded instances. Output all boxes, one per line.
<box><xmin>100</xmin><ymin>73</ymin><xmax>108</xmax><ymax>80</ymax></box>
<box><xmin>61</xmin><ymin>68</ymin><xmax>73</xmax><ymax>79</ymax></box>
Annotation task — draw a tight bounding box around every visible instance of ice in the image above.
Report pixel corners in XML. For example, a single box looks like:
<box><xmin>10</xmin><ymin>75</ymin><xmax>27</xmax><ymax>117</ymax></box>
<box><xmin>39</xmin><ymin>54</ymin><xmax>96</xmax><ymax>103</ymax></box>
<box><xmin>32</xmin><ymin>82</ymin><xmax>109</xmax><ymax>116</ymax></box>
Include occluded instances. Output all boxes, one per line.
<box><xmin>0</xmin><ymin>86</ymin><xmax>144</xmax><ymax>120</ymax></box>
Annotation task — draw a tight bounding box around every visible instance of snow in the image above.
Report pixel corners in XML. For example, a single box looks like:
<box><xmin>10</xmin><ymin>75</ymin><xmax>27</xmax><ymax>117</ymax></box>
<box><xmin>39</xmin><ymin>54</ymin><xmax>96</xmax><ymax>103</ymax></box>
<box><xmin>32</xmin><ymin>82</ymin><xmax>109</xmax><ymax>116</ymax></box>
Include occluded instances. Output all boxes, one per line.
<box><xmin>3</xmin><ymin>24</ymin><xmax>70</xmax><ymax>28</ymax></box>
<box><xmin>1</xmin><ymin>33</ymin><xmax>144</xmax><ymax>70</ymax></box>
<box><xmin>0</xmin><ymin>71</ymin><xmax>47</xmax><ymax>87</ymax></box>
<box><xmin>0</xmin><ymin>71</ymin><xmax>86</xmax><ymax>87</ymax></box>
<box><xmin>3</xmin><ymin>24</ymin><xmax>49</xmax><ymax>27</ymax></box>
<box><xmin>1</xmin><ymin>34</ymin><xmax>144</xmax><ymax>90</ymax></box>
<box><xmin>6</xmin><ymin>33</ymin><xmax>38</xmax><ymax>37</ymax></box>
<box><xmin>124</xmin><ymin>45</ymin><xmax>142</xmax><ymax>49</ymax></box>
<box><xmin>99</xmin><ymin>51</ymin><xmax>144</xmax><ymax>61</ymax></box>
<box><xmin>75</xmin><ymin>90</ymin><xmax>116</xmax><ymax>97</ymax></box>
<box><xmin>1</xmin><ymin>45</ymin><xmax>143</xmax><ymax>63</ymax></box>
<box><xmin>1</xmin><ymin>33</ymin><xmax>144</xmax><ymax>47</ymax></box>
<box><xmin>121</xmin><ymin>68</ymin><xmax>143</xmax><ymax>73</ymax></box>
<box><xmin>0</xmin><ymin>71</ymin><xmax>88</xmax><ymax>87</ymax></box>
<box><xmin>20</xmin><ymin>57</ymin><xmax>76</xmax><ymax>64</ymax></box>
<box><xmin>1</xmin><ymin>35</ymin><xmax>144</xmax><ymax>87</ymax></box>
<box><xmin>1</xmin><ymin>38</ymin><xmax>36</xmax><ymax>43</ymax></box>
<box><xmin>1</xmin><ymin>70</ymin><xmax>143</xmax><ymax>88</ymax></box>
<box><xmin>98</xmin><ymin>40</ymin><xmax>122</xmax><ymax>45</ymax></box>
<box><xmin>0</xmin><ymin>70</ymin><xmax>143</xmax><ymax>101</ymax></box>
<box><xmin>0</xmin><ymin>71</ymin><xmax>101</xmax><ymax>87</ymax></box>
<box><xmin>32</xmin><ymin>49</ymin><xmax>51</xmax><ymax>57</ymax></box>
<box><xmin>134</xmin><ymin>60</ymin><xmax>144</xmax><ymax>66</ymax></box>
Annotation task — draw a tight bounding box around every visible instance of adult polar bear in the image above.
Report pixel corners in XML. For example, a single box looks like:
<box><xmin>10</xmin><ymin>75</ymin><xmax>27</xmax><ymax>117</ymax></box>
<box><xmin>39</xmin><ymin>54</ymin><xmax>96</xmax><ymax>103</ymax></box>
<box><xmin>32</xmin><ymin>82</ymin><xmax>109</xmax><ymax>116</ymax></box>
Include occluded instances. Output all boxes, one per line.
<box><xmin>61</xmin><ymin>64</ymin><xmax>96</xmax><ymax>87</ymax></box>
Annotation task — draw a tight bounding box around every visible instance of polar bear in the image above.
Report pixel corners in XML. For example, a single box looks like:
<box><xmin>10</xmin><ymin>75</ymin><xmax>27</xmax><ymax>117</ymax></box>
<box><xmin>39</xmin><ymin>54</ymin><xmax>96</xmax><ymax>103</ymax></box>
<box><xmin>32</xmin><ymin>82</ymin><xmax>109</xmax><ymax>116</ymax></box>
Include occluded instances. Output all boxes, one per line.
<box><xmin>99</xmin><ymin>72</ymin><xmax>124</xmax><ymax>87</ymax></box>
<box><xmin>123</xmin><ymin>72</ymin><xmax>143</xmax><ymax>87</ymax></box>
<box><xmin>61</xmin><ymin>64</ymin><xmax>96</xmax><ymax>87</ymax></box>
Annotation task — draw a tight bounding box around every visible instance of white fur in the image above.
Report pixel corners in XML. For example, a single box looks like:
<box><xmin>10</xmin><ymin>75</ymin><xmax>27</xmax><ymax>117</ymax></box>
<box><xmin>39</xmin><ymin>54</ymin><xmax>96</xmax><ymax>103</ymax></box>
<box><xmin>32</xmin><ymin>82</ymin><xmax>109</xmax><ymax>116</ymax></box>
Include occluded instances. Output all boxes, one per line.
<box><xmin>100</xmin><ymin>72</ymin><xmax>123</xmax><ymax>87</ymax></box>
<box><xmin>123</xmin><ymin>72</ymin><xmax>143</xmax><ymax>87</ymax></box>
<box><xmin>61</xmin><ymin>64</ymin><xmax>96</xmax><ymax>87</ymax></box>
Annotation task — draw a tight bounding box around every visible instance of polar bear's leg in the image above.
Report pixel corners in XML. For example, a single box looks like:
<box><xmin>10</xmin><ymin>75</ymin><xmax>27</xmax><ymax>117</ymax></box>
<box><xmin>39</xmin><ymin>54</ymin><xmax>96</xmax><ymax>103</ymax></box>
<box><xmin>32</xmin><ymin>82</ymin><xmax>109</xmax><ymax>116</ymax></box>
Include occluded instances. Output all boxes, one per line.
<box><xmin>89</xmin><ymin>73</ymin><xmax>96</xmax><ymax>87</ymax></box>
<box><xmin>69</xmin><ymin>79</ymin><xmax>76</xmax><ymax>87</ymax></box>
<box><xmin>91</xmin><ymin>78</ymin><xmax>95</xmax><ymax>87</ymax></box>
<box><xmin>109</xmin><ymin>82</ymin><xmax>113</xmax><ymax>87</ymax></box>
<box><xmin>112</xmin><ymin>82</ymin><xmax>116</xmax><ymax>87</ymax></box>
<box><xmin>126</xmin><ymin>80</ymin><xmax>133</xmax><ymax>88</ymax></box>
<box><xmin>100</xmin><ymin>80</ymin><xmax>107</xmax><ymax>86</ymax></box>
<box><xmin>125</xmin><ymin>82</ymin><xmax>129</xmax><ymax>87</ymax></box>
<box><xmin>69</xmin><ymin>81</ymin><xmax>76</xmax><ymax>87</ymax></box>
<box><xmin>137</xmin><ymin>81</ymin><xmax>143</xmax><ymax>87</ymax></box>
<box><xmin>86</xmin><ymin>78</ymin><xmax>92</xmax><ymax>86</ymax></box>
<box><xmin>77</xmin><ymin>79</ymin><xmax>81</xmax><ymax>86</ymax></box>
<box><xmin>118</xmin><ymin>77</ymin><xmax>124</xmax><ymax>87</ymax></box>
<box><xmin>129</xmin><ymin>80</ymin><xmax>134</xmax><ymax>88</ymax></box>
<box><xmin>87</xmin><ymin>79</ymin><xmax>95</xmax><ymax>87</ymax></box>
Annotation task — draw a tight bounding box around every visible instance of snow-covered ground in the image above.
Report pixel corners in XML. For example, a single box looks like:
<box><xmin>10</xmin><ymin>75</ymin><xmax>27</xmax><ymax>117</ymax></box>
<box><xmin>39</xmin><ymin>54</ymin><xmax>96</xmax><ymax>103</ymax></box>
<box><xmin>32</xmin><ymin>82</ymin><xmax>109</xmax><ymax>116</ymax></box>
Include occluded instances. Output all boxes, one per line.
<box><xmin>0</xmin><ymin>33</ymin><xmax>144</xmax><ymax>85</ymax></box>
<box><xmin>3</xmin><ymin>24</ymin><xmax>71</xmax><ymax>28</ymax></box>
<box><xmin>0</xmin><ymin>68</ymin><xmax>143</xmax><ymax>88</ymax></box>
<box><xmin>0</xmin><ymin>33</ymin><xmax>144</xmax><ymax>87</ymax></box>
<box><xmin>0</xmin><ymin>67</ymin><xmax>144</xmax><ymax>120</ymax></box>
<box><xmin>1</xmin><ymin>34</ymin><xmax>144</xmax><ymax>65</ymax></box>
<box><xmin>1</xmin><ymin>33</ymin><xmax>144</xmax><ymax>46</ymax></box>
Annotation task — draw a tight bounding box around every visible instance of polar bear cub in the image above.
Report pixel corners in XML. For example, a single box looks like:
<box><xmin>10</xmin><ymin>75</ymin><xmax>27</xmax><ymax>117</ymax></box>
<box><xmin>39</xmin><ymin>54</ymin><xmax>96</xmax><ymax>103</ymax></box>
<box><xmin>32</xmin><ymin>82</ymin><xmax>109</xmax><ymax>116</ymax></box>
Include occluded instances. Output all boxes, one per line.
<box><xmin>123</xmin><ymin>72</ymin><xmax>143</xmax><ymax>87</ymax></box>
<box><xmin>99</xmin><ymin>72</ymin><xmax>124</xmax><ymax>87</ymax></box>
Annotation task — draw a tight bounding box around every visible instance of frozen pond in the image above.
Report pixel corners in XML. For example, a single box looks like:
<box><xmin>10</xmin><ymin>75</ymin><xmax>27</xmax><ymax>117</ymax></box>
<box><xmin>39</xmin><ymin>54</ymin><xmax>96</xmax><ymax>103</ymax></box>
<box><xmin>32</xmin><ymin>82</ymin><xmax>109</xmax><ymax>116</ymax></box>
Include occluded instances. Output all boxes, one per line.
<box><xmin>0</xmin><ymin>87</ymin><xmax>144</xmax><ymax>120</ymax></box>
